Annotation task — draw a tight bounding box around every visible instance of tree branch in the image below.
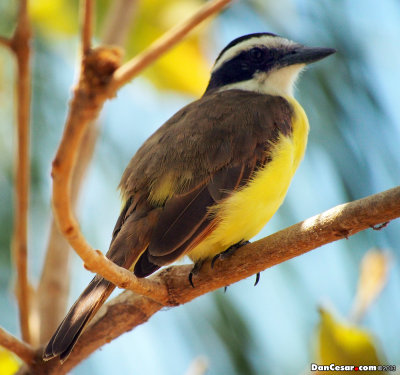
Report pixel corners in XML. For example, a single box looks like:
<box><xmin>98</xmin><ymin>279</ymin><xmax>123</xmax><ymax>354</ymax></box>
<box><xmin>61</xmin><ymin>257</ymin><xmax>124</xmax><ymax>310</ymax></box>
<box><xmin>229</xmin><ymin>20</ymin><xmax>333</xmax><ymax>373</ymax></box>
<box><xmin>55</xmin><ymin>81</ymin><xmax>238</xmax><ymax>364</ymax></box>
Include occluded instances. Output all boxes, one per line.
<box><xmin>38</xmin><ymin>120</ymin><xmax>101</xmax><ymax>344</ymax></box>
<box><xmin>50</xmin><ymin>0</ymin><xmax>232</xmax><ymax>305</ymax></box>
<box><xmin>101</xmin><ymin>0</ymin><xmax>139</xmax><ymax>46</ymax></box>
<box><xmin>27</xmin><ymin>185</ymin><xmax>400</xmax><ymax>374</ymax></box>
<box><xmin>0</xmin><ymin>327</ymin><xmax>35</xmax><ymax>365</ymax></box>
<box><xmin>9</xmin><ymin>0</ymin><xmax>33</xmax><ymax>344</ymax></box>
<box><xmin>81</xmin><ymin>0</ymin><xmax>93</xmax><ymax>55</ymax></box>
<box><xmin>0</xmin><ymin>35</ymin><xmax>12</xmax><ymax>48</ymax></box>
<box><xmin>108</xmin><ymin>0</ymin><xmax>231</xmax><ymax>93</ymax></box>
<box><xmin>37</xmin><ymin>223</ymin><xmax>72</xmax><ymax>344</ymax></box>
<box><xmin>37</xmin><ymin>0</ymin><xmax>140</xmax><ymax>344</ymax></box>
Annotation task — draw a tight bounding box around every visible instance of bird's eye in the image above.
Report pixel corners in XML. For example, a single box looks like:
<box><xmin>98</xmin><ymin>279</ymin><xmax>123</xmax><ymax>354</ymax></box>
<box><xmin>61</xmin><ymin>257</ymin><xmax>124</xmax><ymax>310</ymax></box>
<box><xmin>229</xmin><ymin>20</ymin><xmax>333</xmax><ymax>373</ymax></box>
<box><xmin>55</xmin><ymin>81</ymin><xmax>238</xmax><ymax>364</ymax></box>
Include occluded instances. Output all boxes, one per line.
<box><xmin>249</xmin><ymin>47</ymin><xmax>264</xmax><ymax>61</ymax></box>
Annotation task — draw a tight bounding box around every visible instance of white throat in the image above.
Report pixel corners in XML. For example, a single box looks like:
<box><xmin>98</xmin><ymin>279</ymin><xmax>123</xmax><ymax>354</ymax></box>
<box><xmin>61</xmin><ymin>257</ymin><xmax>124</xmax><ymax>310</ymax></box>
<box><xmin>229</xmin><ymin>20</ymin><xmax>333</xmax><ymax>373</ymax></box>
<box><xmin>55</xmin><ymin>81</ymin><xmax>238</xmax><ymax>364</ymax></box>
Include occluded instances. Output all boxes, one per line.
<box><xmin>219</xmin><ymin>64</ymin><xmax>305</xmax><ymax>97</ymax></box>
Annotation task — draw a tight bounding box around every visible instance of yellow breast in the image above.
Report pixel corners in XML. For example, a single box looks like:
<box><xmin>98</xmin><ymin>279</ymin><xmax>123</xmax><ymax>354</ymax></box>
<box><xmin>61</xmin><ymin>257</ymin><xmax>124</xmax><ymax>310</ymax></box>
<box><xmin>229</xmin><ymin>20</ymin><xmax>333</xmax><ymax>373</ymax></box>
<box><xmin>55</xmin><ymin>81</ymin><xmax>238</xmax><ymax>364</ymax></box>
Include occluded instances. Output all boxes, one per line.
<box><xmin>188</xmin><ymin>96</ymin><xmax>309</xmax><ymax>262</ymax></box>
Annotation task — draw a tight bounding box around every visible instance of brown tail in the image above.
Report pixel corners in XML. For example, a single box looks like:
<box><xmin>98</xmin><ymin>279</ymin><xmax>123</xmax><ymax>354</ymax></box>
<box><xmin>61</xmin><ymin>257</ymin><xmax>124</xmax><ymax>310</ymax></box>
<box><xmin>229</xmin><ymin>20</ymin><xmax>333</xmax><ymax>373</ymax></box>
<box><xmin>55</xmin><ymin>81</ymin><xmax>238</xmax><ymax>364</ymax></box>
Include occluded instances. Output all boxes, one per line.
<box><xmin>43</xmin><ymin>198</ymin><xmax>160</xmax><ymax>361</ymax></box>
<box><xmin>43</xmin><ymin>275</ymin><xmax>115</xmax><ymax>362</ymax></box>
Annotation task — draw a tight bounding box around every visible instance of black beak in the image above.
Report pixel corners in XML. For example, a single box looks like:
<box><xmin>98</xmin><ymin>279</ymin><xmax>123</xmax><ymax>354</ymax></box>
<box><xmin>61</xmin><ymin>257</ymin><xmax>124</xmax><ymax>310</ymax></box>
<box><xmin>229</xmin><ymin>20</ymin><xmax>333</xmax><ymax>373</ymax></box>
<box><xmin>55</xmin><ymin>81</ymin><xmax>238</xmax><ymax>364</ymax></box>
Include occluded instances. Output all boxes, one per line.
<box><xmin>281</xmin><ymin>46</ymin><xmax>336</xmax><ymax>66</ymax></box>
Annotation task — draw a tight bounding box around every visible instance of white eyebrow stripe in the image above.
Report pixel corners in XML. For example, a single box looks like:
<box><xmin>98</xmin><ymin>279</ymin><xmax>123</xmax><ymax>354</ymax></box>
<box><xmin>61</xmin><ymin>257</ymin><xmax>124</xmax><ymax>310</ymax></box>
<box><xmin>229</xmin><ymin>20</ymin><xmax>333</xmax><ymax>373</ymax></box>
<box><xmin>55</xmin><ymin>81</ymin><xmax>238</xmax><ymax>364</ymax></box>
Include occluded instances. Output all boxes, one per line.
<box><xmin>212</xmin><ymin>35</ymin><xmax>296</xmax><ymax>72</ymax></box>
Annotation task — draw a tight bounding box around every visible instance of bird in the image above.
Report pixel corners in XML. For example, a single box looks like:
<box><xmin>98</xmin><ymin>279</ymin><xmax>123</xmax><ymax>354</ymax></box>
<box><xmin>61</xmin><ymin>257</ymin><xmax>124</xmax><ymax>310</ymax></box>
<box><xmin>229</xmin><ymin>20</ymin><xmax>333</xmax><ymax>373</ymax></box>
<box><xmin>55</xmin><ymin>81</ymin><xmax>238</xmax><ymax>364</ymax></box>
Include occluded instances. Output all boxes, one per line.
<box><xmin>43</xmin><ymin>32</ymin><xmax>335</xmax><ymax>361</ymax></box>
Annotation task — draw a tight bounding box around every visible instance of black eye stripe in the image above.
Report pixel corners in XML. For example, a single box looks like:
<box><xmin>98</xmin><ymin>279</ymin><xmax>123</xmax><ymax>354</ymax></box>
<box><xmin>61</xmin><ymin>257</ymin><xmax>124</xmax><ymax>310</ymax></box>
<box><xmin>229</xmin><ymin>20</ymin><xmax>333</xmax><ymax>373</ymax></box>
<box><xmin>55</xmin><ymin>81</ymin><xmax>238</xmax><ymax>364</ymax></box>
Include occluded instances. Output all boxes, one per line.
<box><xmin>240</xmin><ymin>62</ymin><xmax>250</xmax><ymax>70</ymax></box>
<box><xmin>206</xmin><ymin>46</ymin><xmax>289</xmax><ymax>92</ymax></box>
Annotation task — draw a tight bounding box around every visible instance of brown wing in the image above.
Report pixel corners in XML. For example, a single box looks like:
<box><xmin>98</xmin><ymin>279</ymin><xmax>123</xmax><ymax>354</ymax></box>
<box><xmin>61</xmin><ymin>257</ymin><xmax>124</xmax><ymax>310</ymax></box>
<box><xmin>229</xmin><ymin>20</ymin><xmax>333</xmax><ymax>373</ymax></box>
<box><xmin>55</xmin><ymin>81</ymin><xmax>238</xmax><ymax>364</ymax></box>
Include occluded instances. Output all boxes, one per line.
<box><xmin>120</xmin><ymin>90</ymin><xmax>294</xmax><ymax>277</ymax></box>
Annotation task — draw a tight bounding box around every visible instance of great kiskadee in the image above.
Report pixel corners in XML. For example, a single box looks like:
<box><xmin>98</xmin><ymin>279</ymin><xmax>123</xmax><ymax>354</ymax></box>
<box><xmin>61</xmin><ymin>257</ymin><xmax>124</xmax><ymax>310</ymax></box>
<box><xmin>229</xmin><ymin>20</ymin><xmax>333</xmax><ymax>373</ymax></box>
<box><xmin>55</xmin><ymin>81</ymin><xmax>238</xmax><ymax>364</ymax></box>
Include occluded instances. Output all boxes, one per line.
<box><xmin>44</xmin><ymin>33</ymin><xmax>335</xmax><ymax>361</ymax></box>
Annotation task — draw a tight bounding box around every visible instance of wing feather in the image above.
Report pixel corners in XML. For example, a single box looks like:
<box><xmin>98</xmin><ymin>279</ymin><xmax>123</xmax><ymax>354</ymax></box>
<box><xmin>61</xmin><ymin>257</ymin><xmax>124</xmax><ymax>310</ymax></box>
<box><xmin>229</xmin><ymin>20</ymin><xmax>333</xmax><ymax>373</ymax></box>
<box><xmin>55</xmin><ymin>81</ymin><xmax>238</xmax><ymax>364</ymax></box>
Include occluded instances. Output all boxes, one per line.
<box><xmin>148</xmin><ymin>184</ymin><xmax>215</xmax><ymax>256</ymax></box>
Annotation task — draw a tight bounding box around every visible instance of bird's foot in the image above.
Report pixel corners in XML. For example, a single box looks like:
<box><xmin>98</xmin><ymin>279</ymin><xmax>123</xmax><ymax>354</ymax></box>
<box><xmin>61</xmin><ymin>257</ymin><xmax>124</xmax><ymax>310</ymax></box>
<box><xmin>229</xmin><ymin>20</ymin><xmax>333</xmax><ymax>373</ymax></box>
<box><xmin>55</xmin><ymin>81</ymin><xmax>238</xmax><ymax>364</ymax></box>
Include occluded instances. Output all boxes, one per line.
<box><xmin>211</xmin><ymin>240</ymin><xmax>250</xmax><ymax>268</ymax></box>
<box><xmin>188</xmin><ymin>260</ymin><xmax>205</xmax><ymax>288</ymax></box>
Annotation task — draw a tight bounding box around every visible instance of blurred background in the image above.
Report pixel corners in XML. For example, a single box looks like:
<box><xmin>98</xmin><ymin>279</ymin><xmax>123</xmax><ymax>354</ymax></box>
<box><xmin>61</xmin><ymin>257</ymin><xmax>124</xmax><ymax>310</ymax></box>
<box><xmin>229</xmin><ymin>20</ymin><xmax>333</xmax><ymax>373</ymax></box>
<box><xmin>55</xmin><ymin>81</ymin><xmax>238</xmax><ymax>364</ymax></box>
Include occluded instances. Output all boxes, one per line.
<box><xmin>1</xmin><ymin>0</ymin><xmax>400</xmax><ymax>374</ymax></box>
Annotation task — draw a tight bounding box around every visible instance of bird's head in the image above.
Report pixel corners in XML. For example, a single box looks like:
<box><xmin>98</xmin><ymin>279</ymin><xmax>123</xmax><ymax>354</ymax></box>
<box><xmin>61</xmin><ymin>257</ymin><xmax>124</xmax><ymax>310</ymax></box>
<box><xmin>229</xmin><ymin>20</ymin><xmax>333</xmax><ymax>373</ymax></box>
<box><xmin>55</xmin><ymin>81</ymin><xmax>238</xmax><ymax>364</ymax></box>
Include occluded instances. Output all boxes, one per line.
<box><xmin>205</xmin><ymin>33</ymin><xmax>335</xmax><ymax>97</ymax></box>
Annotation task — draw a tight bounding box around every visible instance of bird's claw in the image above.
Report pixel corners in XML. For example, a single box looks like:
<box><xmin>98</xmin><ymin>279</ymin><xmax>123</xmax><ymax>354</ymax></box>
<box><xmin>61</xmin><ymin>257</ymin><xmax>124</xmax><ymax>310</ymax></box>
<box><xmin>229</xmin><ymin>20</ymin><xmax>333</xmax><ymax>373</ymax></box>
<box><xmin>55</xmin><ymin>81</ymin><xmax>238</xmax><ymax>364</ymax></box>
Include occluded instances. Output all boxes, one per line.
<box><xmin>211</xmin><ymin>240</ymin><xmax>250</xmax><ymax>268</ymax></box>
<box><xmin>188</xmin><ymin>260</ymin><xmax>205</xmax><ymax>288</ymax></box>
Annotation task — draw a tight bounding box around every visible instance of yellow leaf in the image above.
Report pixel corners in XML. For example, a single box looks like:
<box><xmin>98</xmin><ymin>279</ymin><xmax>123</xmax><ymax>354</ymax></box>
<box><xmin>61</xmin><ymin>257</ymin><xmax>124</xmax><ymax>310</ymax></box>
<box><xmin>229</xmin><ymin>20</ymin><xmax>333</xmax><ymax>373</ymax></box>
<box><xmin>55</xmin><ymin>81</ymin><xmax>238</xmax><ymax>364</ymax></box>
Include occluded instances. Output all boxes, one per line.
<box><xmin>316</xmin><ymin>307</ymin><xmax>384</xmax><ymax>373</ymax></box>
<box><xmin>125</xmin><ymin>0</ymin><xmax>210</xmax><ymax>96</ymax></box>
<box><xmin>0</xmin><ymin>347</ymin><xmax>20</xmax><ymax>375</ymax></box>
<box><xmin>146</xmin><ymin>42</ymin><xmax>209</xmax><ymax>95</ymax></box>
<box><xmin>350</xmin><ymin>249</ymin><xmax>391</xmax><ymax>322</ymax></box>
<box><xmin>29</xmin><ymin>0</ymin><xmax>78</xmax><ymax>35</ymax></box>
<box><xmin>29</xmin><ymin>0</ymin><xmax>211</xmax><ymax>94</ymax></box>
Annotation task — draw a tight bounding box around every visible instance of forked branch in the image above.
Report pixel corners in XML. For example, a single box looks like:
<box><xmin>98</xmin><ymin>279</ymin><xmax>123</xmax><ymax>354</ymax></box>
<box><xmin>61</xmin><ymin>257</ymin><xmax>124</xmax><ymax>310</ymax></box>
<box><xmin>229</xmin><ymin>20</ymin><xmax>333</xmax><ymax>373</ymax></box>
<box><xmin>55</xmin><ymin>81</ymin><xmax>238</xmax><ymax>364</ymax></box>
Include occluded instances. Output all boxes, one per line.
<box><xmin>50</xmin><ymin>0</ymin><xmax>232</xmax><ymax>304</ymax></box>
<box><xmin>108</xmin><ymin>0</ymin><xmax>232</xmax><ymax>92</ymax></box>
<box><xmin>38</xmin><ymin>0</ymin><xmax>140</xmax><ymax>344</ymax></box>
<box><xmin>0</xmin><ymin>327</ymin><xmax>35</xmax><ymax>366</ymax></box>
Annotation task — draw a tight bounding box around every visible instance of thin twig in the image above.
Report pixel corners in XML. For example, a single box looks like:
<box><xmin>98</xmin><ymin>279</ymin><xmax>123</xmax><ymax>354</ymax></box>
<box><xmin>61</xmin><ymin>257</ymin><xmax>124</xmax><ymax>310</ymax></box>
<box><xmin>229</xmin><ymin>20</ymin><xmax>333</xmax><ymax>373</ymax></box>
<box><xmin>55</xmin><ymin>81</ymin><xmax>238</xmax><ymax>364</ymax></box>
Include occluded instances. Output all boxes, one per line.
<box><xmin>81</xmin><ymin>0</ymin><xmax>93</xmax><ymax>55</ymax></box>
<box><xmin>101</xmin><ymin>0</ymin><xmax>139</xmax><ymax>46</ymax></box>
<box><xmin>0</xmin><ymin>327</ymin><xmax>35</xmax><ymax>365</ymax></box>
<box><xmin>51</xmin><ymin>0</ymin><xmax>232</xmax><ymax>305</ymax></box>
<box><xmin>10</xmin><ymin>0</ymin><xmax>32</xmax><ymax>344</ymax></box>
<box><xmin>34</xmin><ymin>185</ymin><xmax>400</xmax><ymax>374</ymax></box>
<box><xmin>0</xmin><ymin>35</ymin><xmax>12</xmax><ymax>48</ymax></box>
<box><xmin>108</xmin><ymin>0</ymin><xmax>231</xmax><ymax>93</ymax></box>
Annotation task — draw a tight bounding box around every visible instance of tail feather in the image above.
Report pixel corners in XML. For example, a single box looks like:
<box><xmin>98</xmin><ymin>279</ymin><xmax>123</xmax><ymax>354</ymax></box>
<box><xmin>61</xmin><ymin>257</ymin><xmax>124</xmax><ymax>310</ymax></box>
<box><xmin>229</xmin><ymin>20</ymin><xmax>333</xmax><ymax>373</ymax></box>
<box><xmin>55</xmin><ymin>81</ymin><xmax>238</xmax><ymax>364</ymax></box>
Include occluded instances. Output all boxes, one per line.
<box><xmin>43</xmin><ymin>276</ymin><xmax>115</xmax><ymax>361</ymax></box>
<box><xmin>43</xmin><ymin>198</ymin><xmax>159</xmax><ymax>361</ymax></box>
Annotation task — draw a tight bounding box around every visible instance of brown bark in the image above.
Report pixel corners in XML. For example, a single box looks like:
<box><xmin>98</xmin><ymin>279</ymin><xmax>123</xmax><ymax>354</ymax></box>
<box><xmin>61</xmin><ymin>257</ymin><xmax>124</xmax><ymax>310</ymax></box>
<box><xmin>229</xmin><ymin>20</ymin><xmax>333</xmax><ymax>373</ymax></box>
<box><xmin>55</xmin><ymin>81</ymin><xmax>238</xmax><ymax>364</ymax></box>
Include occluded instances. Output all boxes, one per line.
<box><xmin>0</xmin><ymin>328</ymin><xmax>35</xmax><ymax>365</ymax></box>
<box><xmin>14</xmin><ymin>186</ymin><xmax>400</xmax><ymax>374</ymax></box>
<box><xmin>37</xmin><ymin>0</ymin><xmax>138</xmax><ymax>345</ymax></box>
<box><xmin>7</xmin><ymin>0</ymin><xmax>33</xmax><ymax>345</ymax></box>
